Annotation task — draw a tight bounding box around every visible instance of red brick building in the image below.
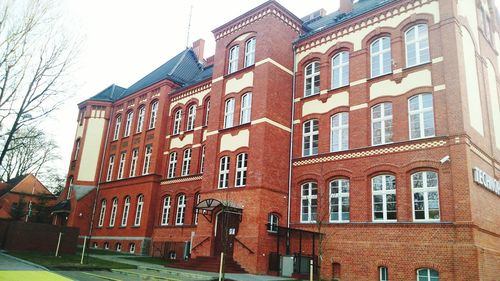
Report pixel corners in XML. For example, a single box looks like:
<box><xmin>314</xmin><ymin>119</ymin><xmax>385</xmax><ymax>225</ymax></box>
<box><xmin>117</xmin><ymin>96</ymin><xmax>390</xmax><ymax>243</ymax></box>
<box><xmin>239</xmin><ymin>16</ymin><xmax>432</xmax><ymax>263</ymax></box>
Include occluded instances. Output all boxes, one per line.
<box><xmin>56</xmin><ymin>0</ymin><xmax>500</xmax><ymax>279</ymax></box>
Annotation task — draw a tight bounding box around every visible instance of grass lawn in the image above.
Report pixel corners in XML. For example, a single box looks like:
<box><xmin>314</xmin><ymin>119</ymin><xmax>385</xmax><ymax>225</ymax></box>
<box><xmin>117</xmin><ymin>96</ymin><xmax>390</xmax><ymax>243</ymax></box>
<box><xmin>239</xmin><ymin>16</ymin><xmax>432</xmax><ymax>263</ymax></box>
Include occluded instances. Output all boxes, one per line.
<box><xmin>121</xmin><ymin>256</ymin><xmax>170</xmax><ymax>266</ymax></box>
<box><xmin>79</xmin><ymin>247</ymin><xmax>133</xmax><ymax>256</ymax></box>
<box><xmin>7</xmin><ymin>251</ymin><xmax>136</xmax><ymax>270</ymax></box>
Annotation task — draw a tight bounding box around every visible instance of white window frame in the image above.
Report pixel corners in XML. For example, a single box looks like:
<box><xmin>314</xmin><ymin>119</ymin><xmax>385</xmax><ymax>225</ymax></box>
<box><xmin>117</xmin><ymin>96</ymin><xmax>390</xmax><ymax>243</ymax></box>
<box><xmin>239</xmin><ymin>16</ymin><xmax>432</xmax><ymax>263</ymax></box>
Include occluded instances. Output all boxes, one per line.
<box><xmin>303</xmin><ymin>119</ymin><xmax>319</xmax><ymax>157</ymax></box>
<box><xmin>370</xmin><ymin>37</ymin><xmax>392</xmax><ymax>78</ymax></box>
<box><xmin>175</xmin><ymin>194</ymin><xmax>186</xmax><ymax>225</ymax></box>
<box><xmin>109</xmin><ymin>198</ymin><xmax>118</xmax><ymax>227</ymax></box>
<box><xmin>129</xmin><ymin>149</ymin><xmax>138</xmax><ymax>177</ymax></box>
<box><xmin>412</xmin><ymin>171</ymin><xmax>440</xmax><ymax>222</ymax></box>
<box><xmin>98</xmin><ymin>199</ymin><xmax>106</xmax><ymax>227</ymax></box>
<box><xmin>331</xmin><ymin>112</ymin><xmax>349</xmax><ymax>152</ymax></box>
<box><xmin>113</xmin><ymin>115</ymin><xmax>121</xmax><ymax>140</ymax></box>
<box><xmin>405</xmin><ymin>24</ymin><xmax>430</xmax><ymax>67</ymax></box>
<box><xmin>134</xmin><ymin>194</ymin><xmax>144</xmax><ymax>226</ymax></box>
<box><xmin>124</xmin><ymin>111</ymin><xmax>133</xmax><ymax>137</ymax></box>
<box><xmin>136</xmin><ymin>106</ymin><xmax>145</xmax><ymax>133</ymax></box>
<box><xmin>181</xmin><ymin>149</ymin><xmax>191</xmax><ymax>176</ymax></box>
<box><xmin>204</xmin><ymin>99</ymin><xmax>210</xmax><ymax>126</ymax></box>
<box><xmin>218</xmin><ymin>156</ymin><xmax>230</xmax><ymax>189</ymax></box>
<box><xmin>142</xmin><ymin>145</ymin><xmax>152</xmax><ymax>175</ymax></box>
<box><xmin>194</xmin><ymin>193</ymin><xmax>201</xmax><ymax>225</ymax></box>
<box><xmin>228</xmin><ymin>45</ymin><xmax>239</xmax><ymax>74</ymax></box>
<box><xmin>173</xmin><ymin>109</ymin><xmax>182</xmax><ymax>135</ymax></box>
<box><xmin>372</xmin><ymin>175</ymin><xmax>397</xmax><ymax>222</ymax></box>
<box><xmin>106</xmin><ymin>155</ymin><xmax>115</xmax><ymax>182</ymax></box>
<box><xmin>129</xmin><ymin>243</ymin><xmax>136</xmax><ymax>254</ymax></box>
<box><xmin>149</xmin><ymin>101</ymin><xmax>158</xmax><ymax>129</ymax></box>
<box><xmin>331</xmin><ymin>51</ymin><xmax>349</xmax><ymax>89</ymax></box>
<box><xmin>329</xmin><ymin>179</ymin><xmax>350</xmax><ymax>223</ymax></box>
<box><xmin>199</xmin><ymin>146</ymin><xmax>205</xmax><ymax>173</ymax></box>
<box><xmin>371</xmin><ymin>103</ymin><xmax>393</xmax><ymax>145</ymax></box>
<box><xmin>416</xmin><ymin>268</ymin><xmax>439</xmax><ymax>281</ymax></box>
<box><xmin>74</xmin><ymin>139</ymin><xmax>80</xmax><ymax>160</ymax></box>
<box><xmin>186</xmin><ymin>105</ymin><xmax>196</xmax><ymax>131</ymax></box>
<box><xmin>116</xmin><ymin>243</ymin><xmax>122</xmax><ymax>252</ymax></box>
<box><xmin>379</xmin><ymin>266</ymin><xmax>388</xmax><ymax>281</ymax></box>
<box><xmin>408</xmin><ymin>93</ymin><xmax>435</xmax><ymax>140</ymax></box>
<box><xmin>235</xmin><ymin>153</ymin><xmax>248</xmax><ymax>187</ymax></box>
<box><xmin>121</xmin><ymin>196</ymin><xmax>130</xmax><ymax>226</ymax></box>
<box><xmin>117</xmin><ymin>152</ymin><xmax>126</xmax><ymax>180</ymax></box>
<box><xmin>240</xmin><ymin>92</ymin><xmax>252</xmax><ymax>124</ymax></box>
<box><xmin>224</xmin><ymin>98</ymin><xmax>235</xmax><ymax>128</ymax></box>
<box><xmin>300</xmin><ymin>182</ymin><xmax>317</xmax><ymax>223</ymax></box>
<box><xmin>267</xmin><ymin>213</ymin><xmax>279</xmax><ymax>233</ymax></box>
<box><xmin>304</xmin><ymin>61</ymin><xmax>320</xmax><ymax>97</ymax></box>
<box><xmin>104</xmin><ymin>242</ymin><xmax>109</xmax><ymax>250</ymax></box>
<box><xmin>161</xmin><ymin>196</ymin><xmax>171</xmax><ymax>226</ymax></box>
<box><xmin>244</xmin><ymin>37</ymin><xmax>256</xmax><ymax>67</ymax></box>
<box><xmin>167</xmin><ymin>152</ymin><xmax>177</xmax><ymax>178</ymax></box>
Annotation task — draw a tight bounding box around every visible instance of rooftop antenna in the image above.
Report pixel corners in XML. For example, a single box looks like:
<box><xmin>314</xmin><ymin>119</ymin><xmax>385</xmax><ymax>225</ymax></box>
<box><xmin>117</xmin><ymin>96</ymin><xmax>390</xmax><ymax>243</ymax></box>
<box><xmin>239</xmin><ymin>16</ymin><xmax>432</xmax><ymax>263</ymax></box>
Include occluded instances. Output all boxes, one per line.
<box><xmin>186</xmin><ymin>4</ymin><xmax>193</xmax><ymax>48</ymax></box>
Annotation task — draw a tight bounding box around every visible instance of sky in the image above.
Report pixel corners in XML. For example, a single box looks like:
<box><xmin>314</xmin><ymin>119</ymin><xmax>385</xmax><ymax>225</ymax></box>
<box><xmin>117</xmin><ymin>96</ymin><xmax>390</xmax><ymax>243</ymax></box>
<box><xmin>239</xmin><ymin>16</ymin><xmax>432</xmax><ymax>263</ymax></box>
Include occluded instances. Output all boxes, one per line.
<box><xmin>50</xmin><ymin>0</ymin><xmax>340</xmax><ymax>178</ymax></box>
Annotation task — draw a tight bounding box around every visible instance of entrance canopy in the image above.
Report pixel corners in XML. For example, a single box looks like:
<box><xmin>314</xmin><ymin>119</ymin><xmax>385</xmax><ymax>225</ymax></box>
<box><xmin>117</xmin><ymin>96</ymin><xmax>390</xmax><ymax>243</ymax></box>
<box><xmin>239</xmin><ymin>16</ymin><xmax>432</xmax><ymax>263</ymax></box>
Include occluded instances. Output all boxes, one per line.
<box><xmin>195</xmin><ymin>198</ymin><xmax>242</xmax><ymax>223</ymax></box>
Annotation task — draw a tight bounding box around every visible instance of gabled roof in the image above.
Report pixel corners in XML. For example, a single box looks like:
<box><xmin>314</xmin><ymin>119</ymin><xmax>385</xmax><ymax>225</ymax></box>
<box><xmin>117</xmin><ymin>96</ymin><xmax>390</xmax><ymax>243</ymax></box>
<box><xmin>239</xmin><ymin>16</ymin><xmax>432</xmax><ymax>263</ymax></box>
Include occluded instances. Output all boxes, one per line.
<box><xmin>89</xmin><ymin>84</ymin><xmax>127</xmax><ymax>102</ymax></box>
<box><xmin>299</xmin><ymin>0</ymin><xmax>397</xmax><ymax>43</ymax></box>
<box><xmin>0</xmin><ymin>174</ymin><xmax>28</xmax><ymax>197</ymax></box>
<box><xmin>0</xmin><ymin>174</ymin><xmax>54</xmax><ymax>198</ymax></box>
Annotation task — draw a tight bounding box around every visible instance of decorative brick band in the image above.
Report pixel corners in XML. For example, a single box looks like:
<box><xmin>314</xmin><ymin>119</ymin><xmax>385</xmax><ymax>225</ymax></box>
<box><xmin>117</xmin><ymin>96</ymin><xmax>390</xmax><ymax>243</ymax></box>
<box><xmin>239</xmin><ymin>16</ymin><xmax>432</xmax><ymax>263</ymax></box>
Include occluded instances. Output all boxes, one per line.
<box><xmin>171</xmin><ymin>83</ymin><xmax>211</xmax><ymax>102</ymax></box>
<box><xmin>161</xmin><ymin>175</ymin><xmax>203</xmax><ymax>185</ymax></box>
<box><xmin>293</xmin><ymin>139</ymin><xmax>447</xmax><ymax>167</ymax></box>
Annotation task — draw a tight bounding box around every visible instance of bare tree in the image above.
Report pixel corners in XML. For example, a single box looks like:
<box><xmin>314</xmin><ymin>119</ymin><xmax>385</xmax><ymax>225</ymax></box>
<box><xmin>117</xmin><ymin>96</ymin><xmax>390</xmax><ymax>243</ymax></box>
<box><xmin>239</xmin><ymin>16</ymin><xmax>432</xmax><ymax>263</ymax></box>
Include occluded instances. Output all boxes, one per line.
<box><xmin>0</xmin><ymin>0</ymin><xmax>76</xmax><ymax>168</ymax></box>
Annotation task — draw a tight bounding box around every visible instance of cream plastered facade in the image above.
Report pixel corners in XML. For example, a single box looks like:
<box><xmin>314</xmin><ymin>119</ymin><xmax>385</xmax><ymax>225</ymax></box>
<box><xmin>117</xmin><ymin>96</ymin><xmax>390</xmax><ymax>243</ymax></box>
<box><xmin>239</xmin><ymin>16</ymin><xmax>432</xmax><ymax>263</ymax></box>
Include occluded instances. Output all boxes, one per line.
<box><xmin>78</xmin><ymin>116</ymin><xmax>105</xmax><ymax>181</ymax></box>
<box><xmin>486</xmin><ymin>59</ymin><xmax>500</xmax><ymax>150</ymax></box>
<box><xmin>232</xmin><ymin>32</ymin><xmax>253</xmax><ymax>44</ymax></box>
<box><xmin>369</xmin><ymin>69</ymin><xmax>432</xmax><ymax>100</ymax></box>
<box><xmin>74</xmin><ymin>121</ymin><xmax>85</xmax><ymax>140</ymax></box>
<box><xmin>169</xmin><ymin>88</ymin><xmax>210</xmax><ymax>111</ymax></box>
<box><xmin>457</xmin><ymin>0</ymin><xmax>480</xmax><ymax>45</ymax></box>
<box><xmin>461</xmin><ymin>26</ymin><xmax>484</xmax><ymax>136</ymax></box>
<box><xmin>302</xmin><ymin>91</ymin><xmax>349</xmax><ymax>116</ymax></box>
<box><xmin>225</xmin><ymin>71</ymin><xmax>253</xmax><ymax>95</ymax></box>
<box><xmin>295</xmin><ymin>0</ymin><xmax>440</xmax><ymax>67</ymax></box>
<box><xmin>220</xmin><ymin>129</ymin><xmax>249</xmax><ymax>152</ymax></box>
<box><xmin>170</xmin><ymin>134</ymin><xmax>194</xmax><ymax>149</ymax></box>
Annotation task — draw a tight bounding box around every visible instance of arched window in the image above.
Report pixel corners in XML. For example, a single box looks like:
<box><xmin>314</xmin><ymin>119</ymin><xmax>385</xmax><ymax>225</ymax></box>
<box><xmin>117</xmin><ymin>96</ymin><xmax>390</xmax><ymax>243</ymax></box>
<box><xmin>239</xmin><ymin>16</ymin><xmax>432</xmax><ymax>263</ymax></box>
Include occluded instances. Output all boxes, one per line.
<box><xmin>181</xmin><ymin>149</ymin><xmax>192</xmax><ymax>176</ymax></box>
<box><xmin>303</xmin><ymin>120</ymin><xmax>319</xmax><ymax>156</ymax></box>
<box><xmin>219</xmin><ymin>156</ymin><xmax>230</xmax><ymax>188</ymax></box>
<box><xmin>204</xmin><ymin>99</ymin><xmax>210</xmax><ymax>126</ymax></box>
<box><xmin>129</xmin><ymin>243</ymin><xmax>136</xmax><ymax>254</ymax></box>
<box><xmin>98</xmin><ymin>199</ymin><xmax>106</xmax><ymax>227</ymax></box>
<box><xmin>136</xmin><ymin>106</ymin><xmax>146</xmax><ymax>133</ymax></box>
<box><xmin>331</xmin><ymin>112</ymin><xmax>349</xmax><ymax>152</ymax></box>
<box><xmin>304</xmin><ymin>61</ymin><xmax>320</xmax><ymax>97</ymax></box>
<box><xmin>194</xmin><ymin>193</ymin><xmax>201</xmax><ymax>225</ymax></box>
<box><xmin>267</xmin><ymin>213</ymin><xmax>279</xmax><ymax>232</ymax></box>
<box><xmin>117</xmin><ymin>152</ymin><xmax>126</xmax><ymax>180</ymax></box>
<box><xmin>104</xmin><ymin>242</ymin><xmax>109</xmax><ymax>250</ymax></box>
<box><xmin>372</xmin><ymin>103</ymin><xmax>393</xmax><ymax>145</ymax></box>
<box><xmin>416</xmin><ymin>268</ymin><xmax>439</xmax><ymax>281</ymax></box>
<box><xmin>113</xmin><ymin>115</ymin><xmax>121</xmax><ymax>140</ymax></box>
<box><xmin>173</xmin><ymin>109</ymin><xmax>182</xmax><ymax>135</ymax></box>
<box><xmin>149</xmin><ymin>101</ymin><xmax>159</xmax><ymax>129</ymax></box>
<box><xmin>66</xmin><ymin>177</ymin><xmax>73</xmax><ymax>200</ymax></box>
<box><xmin>186</xmin><ymin>104</ymin><xmax>196</xmax><ymax>131</ymax></box>
<box><xmin>161</xmin><ymin>196</ymin><xmax>171</xmax><ymax>226</ymax></box>
<box><xmin>330</xmin><ymin>179</ymin><xmax>350</xmax><ymax>222</ymax></box>
<box><xmin>331</xmin><ymin>51</ymin><xmax>349</xmax><ymax>88</ymax></box>
<box><xmin>115</xmin><ymin>243</ymin><xmax>122</xmax><ymax>252</ymax></box>
<box><xmin>371</xmin><ymin>37</ymin><xmax>392</xmax><ymax>78</ymax></box>
<box><xmin>109</xmin><ymin>197</ymin><xmax>118</xmax><ymax>227</ymax></box>
<box><xmin>129</xmin><ymin>149</ymin><xmax>138</xmax><ymax>177</ymax></box>
<box><xmin>74</xmin><ymin>139</ymin><xmax>81</xmax><ymax>160</ymax></box>
<box><xmin>142</xmin><ymin>144</ymin><xmax>152</xmax><ymax>175</ymax></box>
<box><xmin>405</xmin><ymin>24</ymin><xmax>430</xmax><ymax>67</ymax></box>
<box><xmin>244</xmin><ymin>37</ymin><xmax>256</xmax><ymax>67</ymax></box>
<box><xmin>409</xmin><ymin>93</ymin><xmax>435</xmax><ymax>139</ymax></box>
<box><xmin>235</xmin><ymin>153</ymin><xmax>248</xmax><ymax>187</ymax></box>
<box><xmin>372</xmin><ymin>175</ymin><xmax>396</xmax><ymax>221</ymax></box>
<box><xmin>240</xmin><ymin>93</ymin><xmax>252</xmax><ymax>124</ymax></box>
<box><xmin>379</xmin><ymin>266</ymin><xmax>388</xmax><ymax>281</ymax></box>
<box><xmin>412</xmin><ymin>171</ymin><xmax>440</xmax><ymax>221</ymax></box>
<box><xmin>199</xmin><ymin>146</ymin><xmax>206</xmax><ymax>173</ymax></box>
<box><xmin>106</xmin><ymin>155</ymin><xmax>115</xmax><ymax>182</ymax></box>
<box><xmin>224</xmin><ymin>98</ymin><xmax>235</xmax><ymax>128</ymax></box>
<box><xmin>134</xmin><ymin>195</ymin><xmax>144</xmax><ymax>226</ymax></box>
<box><xmin>167</xmin><ymin>152</ymin><xmax>177</xmax><ymax>178</ymax></box>
<box><xmin>121</xmin><ymin>196</ymin><xmax>130</xmax><ymax>226</ymax></box>
<box><xmin>301</xmin><ymin>182</ymin><xmax>317</xmax><ymax>223</ymax></box>
<box><xmin>175</xmin><ymin>194</ymin><xmax>186</xmax><ymax>225</ymax></box>
<box><xmin>124</xmin><ymin>111</ymin><xmax>133</xmax><ymax>137</ymax></box>
<box><xmin>228</xmin><ymin>45</ymin><xmax>239</xmax><ymax>74</ymax></box>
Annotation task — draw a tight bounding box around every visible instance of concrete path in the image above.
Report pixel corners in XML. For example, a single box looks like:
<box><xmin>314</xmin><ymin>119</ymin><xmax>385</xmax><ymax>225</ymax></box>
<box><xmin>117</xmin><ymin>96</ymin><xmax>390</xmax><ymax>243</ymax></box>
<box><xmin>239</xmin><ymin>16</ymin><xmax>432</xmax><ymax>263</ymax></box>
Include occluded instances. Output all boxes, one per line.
<box><xmin>0</xmin><ymin>252</ymin><xmax>71</xmax><ymax>281</ymax></box>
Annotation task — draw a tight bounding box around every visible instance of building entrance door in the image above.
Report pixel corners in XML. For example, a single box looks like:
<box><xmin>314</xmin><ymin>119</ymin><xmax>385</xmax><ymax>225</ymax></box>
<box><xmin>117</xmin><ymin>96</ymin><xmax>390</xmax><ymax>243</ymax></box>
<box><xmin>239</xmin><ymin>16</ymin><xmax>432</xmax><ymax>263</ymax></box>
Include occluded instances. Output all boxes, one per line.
<box><xmin>213</xmin><ymin>210</ymin><xmax>240</xmax><ymax>257</ymax></box>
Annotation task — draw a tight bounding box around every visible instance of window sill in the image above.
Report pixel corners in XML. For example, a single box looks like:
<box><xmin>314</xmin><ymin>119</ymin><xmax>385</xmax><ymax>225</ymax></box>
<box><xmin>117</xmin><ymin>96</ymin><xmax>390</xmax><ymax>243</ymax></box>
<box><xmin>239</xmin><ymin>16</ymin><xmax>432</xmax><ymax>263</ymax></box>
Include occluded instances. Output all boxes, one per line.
<box><xmin>131</xmin><ymin>225</ymin><xmax>140</xmax><ymax>228</ymax></box>
<box><xmin>224</xmin><ymin>65</ymin><xmax>255</xmax><ymax>80</ymax></box>
<box><xmin>367</xmin><ymin>72</ymin><xmax>393</xmax><ymax>82</ymax></box>
<box><xmin>403</xmin><ymin>61</ymin><xmax>431</xmax><ymax>71</ymax></box>
<box><xmin>219</xmin><ymin>122</ymin><xmax>251</xmax><ymax>134</ymax></box>
<box><xmin>329</xmin><ymin>84</ymin><xmax>350</xmax><ymax>92</ymax></box>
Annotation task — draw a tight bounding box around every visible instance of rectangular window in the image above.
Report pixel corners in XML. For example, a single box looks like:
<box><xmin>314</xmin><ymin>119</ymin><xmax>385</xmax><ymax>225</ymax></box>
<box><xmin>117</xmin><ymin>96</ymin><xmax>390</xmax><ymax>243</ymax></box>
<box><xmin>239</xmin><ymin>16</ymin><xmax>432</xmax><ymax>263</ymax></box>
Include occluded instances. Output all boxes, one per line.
<box><xmin>331</xmin><ymin>112</ymin><xmax>349</xmax><ymax>152</ymax></box>
<box><xmin>301</xmin><ymin>182</ymin><xmax>317</xmax><ymax>223</ymax></box>
<box><xmin>372</xmin><ymin>103</ymin><xmax>393</xmax><ymax>145</ymax></box>
<box><xmin>224</xmin><ymin>98</ymin><xmax>235</xmax><ymax>128</ymax></box>
<box><xmin>332</xmin><ymin>51</ymin><xmax>349</xmax><ymax>89</ymax></box>
<box><xmin>181</xmin><ymin>149</ymin><xmax>191</xmax><ymax>176</ymax></box>
<box><xmin>330</xmin><ymin>179</ymin><xmax>350</xmax><ymax>222</ymax></box>
<box><xmin>371</xmin><ymin>37</ymin><xmax>392</xmax><ymax>78</ymax></box>
<box><xmin>235</xmin><ymin>153</ymin><xmax>248</xmax><ymax>187</ymax></box>
<box><xmin>244</xmin><ymin>38</ymin><xmax>256</xmax><ymax>67</ymax></box>
<box><xmin>219</xmin><ymin>156</ymin><xmax>230</xmax><ymax>188</ymax></box>
<box><xmin>176</xmin><ymin>195</ymin><xmax>186</xmax><ymax>225</ymax></box>
<box><xmin>372</xmin><ymin>175</ymin><xmax>397</xmax><ymax>221</ymax></box>
<box><xmin>186</xmin><ymin>105</ymin><xmax>196</xmax><ymax>131</ymax></box>
<box><xmin>129</xmin><ymin>149</ymin><xmax>138</xmax><ymax>177</ymax></box>
<box><xmin>167</xmin><ymin>152</ymin><xmax>177</xmax><ymax>178</ymax></box>
<box><xmin>379</xmin><ymin>267</ymin><xmax>388</xmax><ymax>281</ymax></box>
<box><xmin>161</xmin><ymin>196</ymin><xmax>171</xmax><ymax>225</ymax></box>
<box><xmin>412</xmin><ymin>171</ymin><xmax>440</xmax><ymax>221</ymax></box>
<box><xmin>199</xmin><ymin>146</ymin><xmax>205</xmax><ymax>173</ymax></box>
<box><xmin>409</xmin><ymin>93</ymin><xmax>435</xmax><ymax>139</ymax></box>
<box><xmin>240</xmin><ymin>93</ymin><xmax>252</xmax><ymax>124</ymax></box>
<box><xmin>106</xmin><ymin>155</ymin><xmax>115</xmax><ymax>182</ymax></box>
<box><xmin>405</xmin><ymin>24</ymin><xmax>430</xmax><ymax>67</ymax></box>
<box><xmin>142</xmin><ymin>145</ymin><xmax>152</xmax><ymax>175</ymax></box>
<box><xmin>303</xmin><ymin>120</ymin><xmax>319</xmax><ymax>156</ymax></box>
<box><xmin>117</xmin><ymin>152</ymin><xmax>126</xmax><ymax>180</ymax></box>
<box><xmin>173</xmin><ymin>110</ymin><xmax>182</xmax><ymax>135</ymax></box>
<box><xmin>228</xmin><ymin>45</ymin><xmax>239</xmax><ymax>74</ymax></box>
<box><xmin>194</xmin><ymin>194</ymin><xmax>201</xmax><ymax>225</ymax></box>
<box><xmin>304</xmin><ymin>61</ymin><xmax>320</xmax><ymax>97</ymax></box>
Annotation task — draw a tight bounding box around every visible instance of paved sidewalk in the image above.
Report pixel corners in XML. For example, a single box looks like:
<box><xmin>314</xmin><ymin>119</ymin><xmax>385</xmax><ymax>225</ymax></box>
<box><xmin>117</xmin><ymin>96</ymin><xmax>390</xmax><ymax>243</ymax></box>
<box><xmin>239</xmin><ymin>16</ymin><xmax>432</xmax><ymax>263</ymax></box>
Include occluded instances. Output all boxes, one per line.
<box><xmin>0</xmin><ymin>252</ymin><xmax>71</xmax><ymax>281</ymax></box>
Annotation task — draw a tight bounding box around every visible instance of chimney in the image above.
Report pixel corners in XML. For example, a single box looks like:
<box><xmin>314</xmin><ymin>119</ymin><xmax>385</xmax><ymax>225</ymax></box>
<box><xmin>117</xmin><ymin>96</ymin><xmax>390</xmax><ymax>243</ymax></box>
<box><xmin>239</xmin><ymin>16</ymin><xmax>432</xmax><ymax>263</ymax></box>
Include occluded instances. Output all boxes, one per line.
<box><xmin>339</xmin><ymin>0</ymin><xmax>353</xmax><ymax>13</ymax></box>
<box><xmin>192</xmin><ymin>39</ymin><xmax>205</xmax><ymax>62</ymax></box>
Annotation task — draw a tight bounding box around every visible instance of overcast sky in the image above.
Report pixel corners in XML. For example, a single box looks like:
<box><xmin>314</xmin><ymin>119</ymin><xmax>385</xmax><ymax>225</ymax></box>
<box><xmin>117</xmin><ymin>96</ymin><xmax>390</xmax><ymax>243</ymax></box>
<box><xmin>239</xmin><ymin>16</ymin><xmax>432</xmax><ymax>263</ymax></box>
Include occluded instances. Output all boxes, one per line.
<box><xmin>49</xmin><ymin>0</ymin><xmax>339</xmax><ymax>177</ymax></box>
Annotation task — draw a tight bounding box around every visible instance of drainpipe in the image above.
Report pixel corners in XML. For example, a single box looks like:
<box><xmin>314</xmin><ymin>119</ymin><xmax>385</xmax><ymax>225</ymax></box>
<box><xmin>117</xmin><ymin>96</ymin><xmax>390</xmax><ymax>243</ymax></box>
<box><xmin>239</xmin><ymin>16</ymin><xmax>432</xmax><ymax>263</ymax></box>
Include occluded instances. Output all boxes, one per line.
<box><xmin>287</xmin><ymin>46</ymin><xmax>297</xmax><ymax>229</ymax></box>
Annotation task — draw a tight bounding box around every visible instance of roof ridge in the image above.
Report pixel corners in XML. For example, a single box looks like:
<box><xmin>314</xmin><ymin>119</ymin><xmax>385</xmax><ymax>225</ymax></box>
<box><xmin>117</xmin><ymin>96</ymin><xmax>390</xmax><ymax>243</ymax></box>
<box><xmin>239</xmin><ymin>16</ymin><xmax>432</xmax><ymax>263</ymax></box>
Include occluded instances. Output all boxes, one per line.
<box><xmin>169</xmin><ymin>48</ymin><xmax>189</xmax><ymax>76</ymax></box>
